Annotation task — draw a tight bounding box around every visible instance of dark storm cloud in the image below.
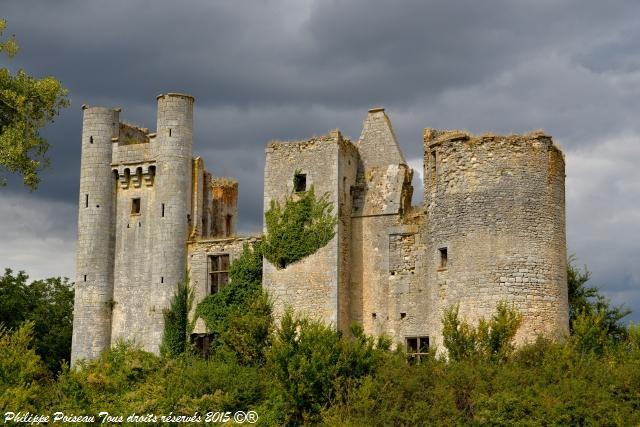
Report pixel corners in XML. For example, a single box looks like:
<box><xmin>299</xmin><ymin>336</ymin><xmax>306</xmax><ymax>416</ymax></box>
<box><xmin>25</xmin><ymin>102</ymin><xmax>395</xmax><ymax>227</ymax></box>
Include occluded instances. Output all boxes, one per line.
<box><xmin>1</xmin><ymin>0</ymin><xmax>639</xmax><ymax>320</ymax></box>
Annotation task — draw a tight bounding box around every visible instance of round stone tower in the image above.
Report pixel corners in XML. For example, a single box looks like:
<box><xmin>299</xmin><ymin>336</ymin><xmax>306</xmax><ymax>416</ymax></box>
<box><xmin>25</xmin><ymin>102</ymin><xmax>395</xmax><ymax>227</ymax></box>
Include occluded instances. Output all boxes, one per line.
<box><xmin>423</xmin><ymin>129</ymin><xmax>568</xmax><ymax>347</ymax></box>
<box><xmin>71</xmin><ymin>106</ymin><xmax>119</xmax><ymax>364</ymax></box>
<box><xmin>149</xmin><ymin>93</ymin><xmax>194</xmax><ymax>350</ymax></box>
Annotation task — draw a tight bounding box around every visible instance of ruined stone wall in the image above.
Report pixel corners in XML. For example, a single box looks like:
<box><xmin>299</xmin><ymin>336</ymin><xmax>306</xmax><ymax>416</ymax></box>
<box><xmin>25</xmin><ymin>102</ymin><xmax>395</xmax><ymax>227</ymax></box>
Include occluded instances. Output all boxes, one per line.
<box><xmin>187</xmin><ymin>236</ymin><xmax>262</xmax><ymax>334</ymax></box>
<box><xmin>423</xmin><ymin>129</ymin><xmax>568</xmax><ymax>349</ymax></box>
<box><xmin>348</xmin><ymin>107</ymin><xmax>427</xmax><ymax>346</ymax></box>
<box><xmin>71</xmin><ymin>106</ymin><xmax>119</xmax><ymax>365</ymax></box>
<box><xmin>210</xmin><ymin>178</ymin><xmax>238</xmax><ymax>238</ymax></box>
<box><xmin>337</xmin><ymin>137</ymin><xmax>359</xmax><ymax>332</ymax></box>
<box><xmin>110</xmin><ymin>159</ymin><xmax>157</xmax><ymax>352</ymax></box>
<box><xmin>349</xmin><ymin>169</ymin><xmax>426</xmax><ymax>344</ymax></box>
<box><xmin>190</xmin><ymin>157</ymin><xmax>206</xmax><ymax>239</ymax></box>
<box><xmin>263</xmin><ymin>132</ymin><xmax>356</xmax><ymax>330</ymax></box>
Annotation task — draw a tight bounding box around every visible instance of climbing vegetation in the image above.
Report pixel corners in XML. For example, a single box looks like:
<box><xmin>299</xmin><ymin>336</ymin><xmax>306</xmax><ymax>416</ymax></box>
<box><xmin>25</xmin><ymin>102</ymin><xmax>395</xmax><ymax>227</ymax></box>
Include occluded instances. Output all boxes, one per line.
<box><xmin>262</xmin><ymin>186</ymin><xmax>337</xmax><ymax>269</ymax></box>
<box><xmin>160</xmin><ymin>272</ymin><xmax>195</xmax><ymax>359</ymax></box>
<box><xmin>196</xmin><ymin>243</ymin><xmax>272</xmax><ymax>365</ymax></box>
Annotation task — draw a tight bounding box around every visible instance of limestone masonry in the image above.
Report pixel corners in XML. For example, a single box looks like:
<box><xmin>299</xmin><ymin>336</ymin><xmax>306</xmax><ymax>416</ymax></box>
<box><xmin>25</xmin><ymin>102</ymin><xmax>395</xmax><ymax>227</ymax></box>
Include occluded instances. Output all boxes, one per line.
<box><xmin>71</xmin><ymin>94</ymin><xmax>568</xmax><ymax>364</ymax></box>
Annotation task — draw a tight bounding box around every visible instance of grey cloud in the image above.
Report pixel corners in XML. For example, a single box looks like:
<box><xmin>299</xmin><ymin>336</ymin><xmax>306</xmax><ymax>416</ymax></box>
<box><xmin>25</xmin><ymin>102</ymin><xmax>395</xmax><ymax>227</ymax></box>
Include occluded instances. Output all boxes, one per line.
<box><xmin>1</xmin><ymin>0</ymin><xmax>639</xmax><ymax>320</ymax></box>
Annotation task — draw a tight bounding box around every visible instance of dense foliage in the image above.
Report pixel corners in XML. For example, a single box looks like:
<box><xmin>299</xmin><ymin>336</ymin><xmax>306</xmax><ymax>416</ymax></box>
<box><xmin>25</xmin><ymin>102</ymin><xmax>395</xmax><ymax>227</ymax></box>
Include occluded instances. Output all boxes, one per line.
<box><xmin>442</xmin><ymin>301</ymin><xmax>522</xmax><ymax>362</ymax></box>
<box><xmin>2</xmin><ymin>301</ymin><xmax>639</xmax><ymax>425</ymax></box>
<box><xmin>0</xmin><ymin>19</ymin><xmax>69</xmax><ymax>190</ymax></box>
<box><xmin>567</xmin><ymin>257</ymin><xmax>630</xmax><ymax>342</ymax></box>
<box><xmin>262</xmin><ymin>186</ymin><xmax>337</xmax><ymax>269</ymax></box>
<box><xmin>160</xmin><ymin>273</ymin><xmax>195</xmax><ymax>359</ymax></box>
<box><xmin>2</xmin><ymin>258</ymin><xmax>639</xmax><ymax>425</ymax></box>
<box><xmin>0</xmin><ymin>268</ymin><xmax>73</xmax><ymax>373</ymax></box>
<box><xmin>196</xmin><ymin>243</ymin><xmax>272</xmax><ymax>365</ymax></box>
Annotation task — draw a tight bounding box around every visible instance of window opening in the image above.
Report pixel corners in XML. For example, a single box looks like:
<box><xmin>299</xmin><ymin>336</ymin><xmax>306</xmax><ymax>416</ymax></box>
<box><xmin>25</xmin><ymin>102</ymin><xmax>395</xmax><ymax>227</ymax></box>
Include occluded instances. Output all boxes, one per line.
<box><xmin>294</xmin><ymin>173</ymin><xmax>307</xmax><ymax>192</ymax></box>
<box><xmin>406</xmin><ymin>336</ymin><xmax>429</xmax><ymax>363</ymax></box>
<box><xmin>431</xmin><ymin>151</ymin><xmax>437</xmax><ymax>181</ymax></box>
<box><xmin>225</xmin><ymin>214</ymin><xmax>232</xmax><ymax>236</ymax></box>
<box><xmin>168</xmin><ymin>128</ymin><xmax>172</xmax><ymax>137</ymax></box>
<box><xmin>83</xmin><ymin>275</ymin><xmax>87</xmax><ymax>282</ymax></box>
<box><xmin>439</xmin><ymin>247</ymin><xmax>448</xmax><ymax>269</ymax></box>
<box><xmin>161</xmin><ymin>203</ymin><xmax>165</xmax><ymax>217</ymax></box>
<box><xmin>208</xmin><ymin>254</ymin><xmax>230</xmax><ymax>294</ymax></box>
<box><xmin>85</xmin><ymin>194</ymin><xmax>88</xmax><ymax>208</ymax></box>
<box><xmin>89</xmin><ymin>136</ymin><xmax>93</xmax><ymax>144</ymax></box>
<box><xmin>131</xmin><ymin>198</ymin><xmax>141</xmax><ymax>215</ymax></box>
<box><xmin>191</xmin><ymin>333</ymin><xmax>213</xmax><ymax>358</ymax></box>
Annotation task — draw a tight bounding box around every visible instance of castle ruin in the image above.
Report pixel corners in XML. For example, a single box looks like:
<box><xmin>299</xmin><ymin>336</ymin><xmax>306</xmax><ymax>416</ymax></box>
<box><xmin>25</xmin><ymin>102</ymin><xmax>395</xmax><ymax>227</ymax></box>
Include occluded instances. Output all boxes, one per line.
<box><xmin>71</xmin><ymin>94</ymin><xmax>568</xmax><ymax>364</ymax></box>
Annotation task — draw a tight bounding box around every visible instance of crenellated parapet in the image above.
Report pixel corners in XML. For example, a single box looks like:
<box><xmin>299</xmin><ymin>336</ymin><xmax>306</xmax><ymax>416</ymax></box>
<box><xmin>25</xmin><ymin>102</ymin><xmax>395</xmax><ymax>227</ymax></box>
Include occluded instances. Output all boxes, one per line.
<box><xmin>112</xmin><ymin>163</ymin><xmax>156</xmax><ymax>189</ymax></box>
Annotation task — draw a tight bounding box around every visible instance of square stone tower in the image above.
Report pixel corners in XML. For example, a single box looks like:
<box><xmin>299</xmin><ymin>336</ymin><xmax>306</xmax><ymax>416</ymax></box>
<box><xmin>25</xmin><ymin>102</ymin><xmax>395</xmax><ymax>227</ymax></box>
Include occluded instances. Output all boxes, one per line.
<box><xmin>262</xmin><ymin>130</ymin><xmax>358</xmax><ymax>333</ymax></box>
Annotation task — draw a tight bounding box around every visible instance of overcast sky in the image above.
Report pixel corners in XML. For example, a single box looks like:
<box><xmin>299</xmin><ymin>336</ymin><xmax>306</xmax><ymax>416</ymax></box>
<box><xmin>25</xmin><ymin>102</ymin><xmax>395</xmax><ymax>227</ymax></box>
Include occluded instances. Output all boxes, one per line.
<box><xmin>1</xmin><ymin>0</ymin><xmax>639</xmax><ymax>321</ymax></box>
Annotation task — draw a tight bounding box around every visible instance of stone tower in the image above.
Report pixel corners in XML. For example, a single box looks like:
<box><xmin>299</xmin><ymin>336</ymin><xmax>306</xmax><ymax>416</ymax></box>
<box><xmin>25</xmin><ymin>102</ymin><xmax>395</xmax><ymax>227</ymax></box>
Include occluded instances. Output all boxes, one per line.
<box><xmin>72</xmin><ymin>98</ymin><xmax>569</xmax><ymax>363</ymax></box>
<box><xmin>71</xmin><ymin>94</ymin><xmax>195</xmax><ymax>363</ymax></box>
<box><xmin>71</xmin><ymin>106</ymin><xmax>119</xmax><ymax>364</ymax></box>
<box><xmin>423</xmin><ymin>130</ymin><xmax>568</xmax><ymax>347</ymax></box>
<box><xmin>262</xmin><ymin>130</ymin><xmax>358</xmax><ymax>332</ymax></box>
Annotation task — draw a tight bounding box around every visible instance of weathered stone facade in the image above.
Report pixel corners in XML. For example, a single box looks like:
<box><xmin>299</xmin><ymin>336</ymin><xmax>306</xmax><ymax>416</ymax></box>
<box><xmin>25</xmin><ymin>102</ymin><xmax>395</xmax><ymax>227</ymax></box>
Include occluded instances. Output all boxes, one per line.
<box><xmin>72</xmin><ymin>96</ymin><xmax>568</xmax><ymax>364</ymax></box>
<box><xmin>71</xmin><ymin>94</ymin><xmax>247</xmax><ymax>364</ymax></box>
<box><xmin>263</xmin><ymin>108</ymin><xmax>568</xmax><ymax>351</ymax></box>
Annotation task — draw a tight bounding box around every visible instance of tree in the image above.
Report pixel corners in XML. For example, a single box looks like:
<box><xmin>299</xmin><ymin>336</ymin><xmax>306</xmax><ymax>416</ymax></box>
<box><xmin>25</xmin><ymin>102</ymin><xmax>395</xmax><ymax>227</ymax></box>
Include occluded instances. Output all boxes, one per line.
<box><xmin>0</xmin><ymin>322</ymin><xmax>50</xmax><ymax>412</ymax></box>
<box><xmin>567</xmin><ymin>257</ymin><xmax>630</xmax><ymax>342</ymax></box>
<box><xmin>0</xmin><ymin>268</ymin><xmax>74</xmax><ymax>373</ymax></box>
<box><xmin>0</xmin><ymin>19</ymin><xmax>69</xmax><ymax>190</ymax></box>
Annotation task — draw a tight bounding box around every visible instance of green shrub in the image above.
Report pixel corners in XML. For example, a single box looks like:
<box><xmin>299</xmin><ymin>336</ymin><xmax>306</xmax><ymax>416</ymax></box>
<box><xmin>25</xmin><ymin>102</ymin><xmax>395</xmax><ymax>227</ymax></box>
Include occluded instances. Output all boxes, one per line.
<box><xmin>266</xmin><ymin>311</ymin><xmax>388</xmax><ymax>425</ymax></box>
<box><xmin>196</xmin><ymin>243</ymin><xmax>272</xmax><ymax>364</ymax></box>
<box><xmin>160</xmin><ymin>272</ymin><xmax>195</xmax><ymax>359</ymax></box>
<box><xmin>0</xmin><ymin>269</ymin><xmax>73</xmax><ymax>373</ymax></box>
<box><xmin>262</xmin><ymin>186</ymin><xmax>337</xmax><ymax>269</ymax></box>
<box><xmin>442</xmin><ymin>302</ymin><xmax>522</xmax><ymax>362</ymax></box>
<box><xmin>55</xmin><ymin>342</ymin><xmax>162</xmax><ymax>414</ymax></box>
<box><xmin>0</xmin><ymin>321</ymin><xmax>51</xmax><ymax>412</ymax></box>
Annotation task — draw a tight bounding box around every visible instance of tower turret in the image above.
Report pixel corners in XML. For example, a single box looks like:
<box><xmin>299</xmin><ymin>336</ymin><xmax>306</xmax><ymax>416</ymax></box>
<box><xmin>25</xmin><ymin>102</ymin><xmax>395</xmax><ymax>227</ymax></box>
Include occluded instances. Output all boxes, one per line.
<box><xmin>148</xmin><ymin>93</ymin><xmax>194</xmax><ymax>350</ymax></box>
<box><xmin>71</xmin><ymin>106</ymin><xmax>119</xmax><ymax>364</ymax></box>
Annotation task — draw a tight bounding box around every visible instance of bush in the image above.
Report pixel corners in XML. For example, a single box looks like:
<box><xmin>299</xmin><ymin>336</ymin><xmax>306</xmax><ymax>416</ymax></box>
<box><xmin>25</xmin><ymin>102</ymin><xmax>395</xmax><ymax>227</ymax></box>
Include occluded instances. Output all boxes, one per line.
<box><xmin>196</xmin><ymin>243</ymin><xmax>272</xmax><ymax>364</ymax></box>
<box><xmin>442</xmin><ymin>302</ymin><xmax>522</xmax><ymax>362</ymax></box>
<box><xmin>0</xmin><ymin>322</ymin><xmax>51</xmax><ymax>413</ymax></box>
<box><xmin>266</xmin><ymin>311</ymin><xmax>388</xmax><ymax>425</ymax></box>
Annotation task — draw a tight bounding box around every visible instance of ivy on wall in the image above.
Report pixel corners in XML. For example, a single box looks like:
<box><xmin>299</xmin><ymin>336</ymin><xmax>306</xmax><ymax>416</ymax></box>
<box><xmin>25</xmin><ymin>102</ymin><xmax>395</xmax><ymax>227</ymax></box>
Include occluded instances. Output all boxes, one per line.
<box><xmin>160</xmin><ymin>272</ymin><xmax>195</xmax><ymax>359</ymax></box>
<box><xmin>262</xmin><ymin>186</ymin><xmax>337</xmax><ymax>269</ymax></box>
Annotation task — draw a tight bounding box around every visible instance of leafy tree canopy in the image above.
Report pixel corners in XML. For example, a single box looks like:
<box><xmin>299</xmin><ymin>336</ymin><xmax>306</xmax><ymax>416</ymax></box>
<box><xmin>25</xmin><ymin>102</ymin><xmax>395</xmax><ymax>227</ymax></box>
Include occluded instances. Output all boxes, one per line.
<box><xmin>0</xmin><ymin>268</ymin><xmax>73</xmax><ymax>373</ymax></box>
<box><xmin>0</xmin><ymin>19</ymin><xmax>69</xmax><ymax>190</ymax></box>
<box><xmin>567</xmin><ymin>256</ymin><xmax>630</xmax><ymax>343</ymax></box>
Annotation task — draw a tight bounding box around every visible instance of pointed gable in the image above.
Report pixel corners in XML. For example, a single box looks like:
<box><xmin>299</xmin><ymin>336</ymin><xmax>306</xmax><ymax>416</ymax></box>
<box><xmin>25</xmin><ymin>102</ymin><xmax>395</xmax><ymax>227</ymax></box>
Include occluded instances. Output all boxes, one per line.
<box><xmin>357</xmin><ymin>107</ymin><xmax>406</xmax><ymax>167</ymax></box>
